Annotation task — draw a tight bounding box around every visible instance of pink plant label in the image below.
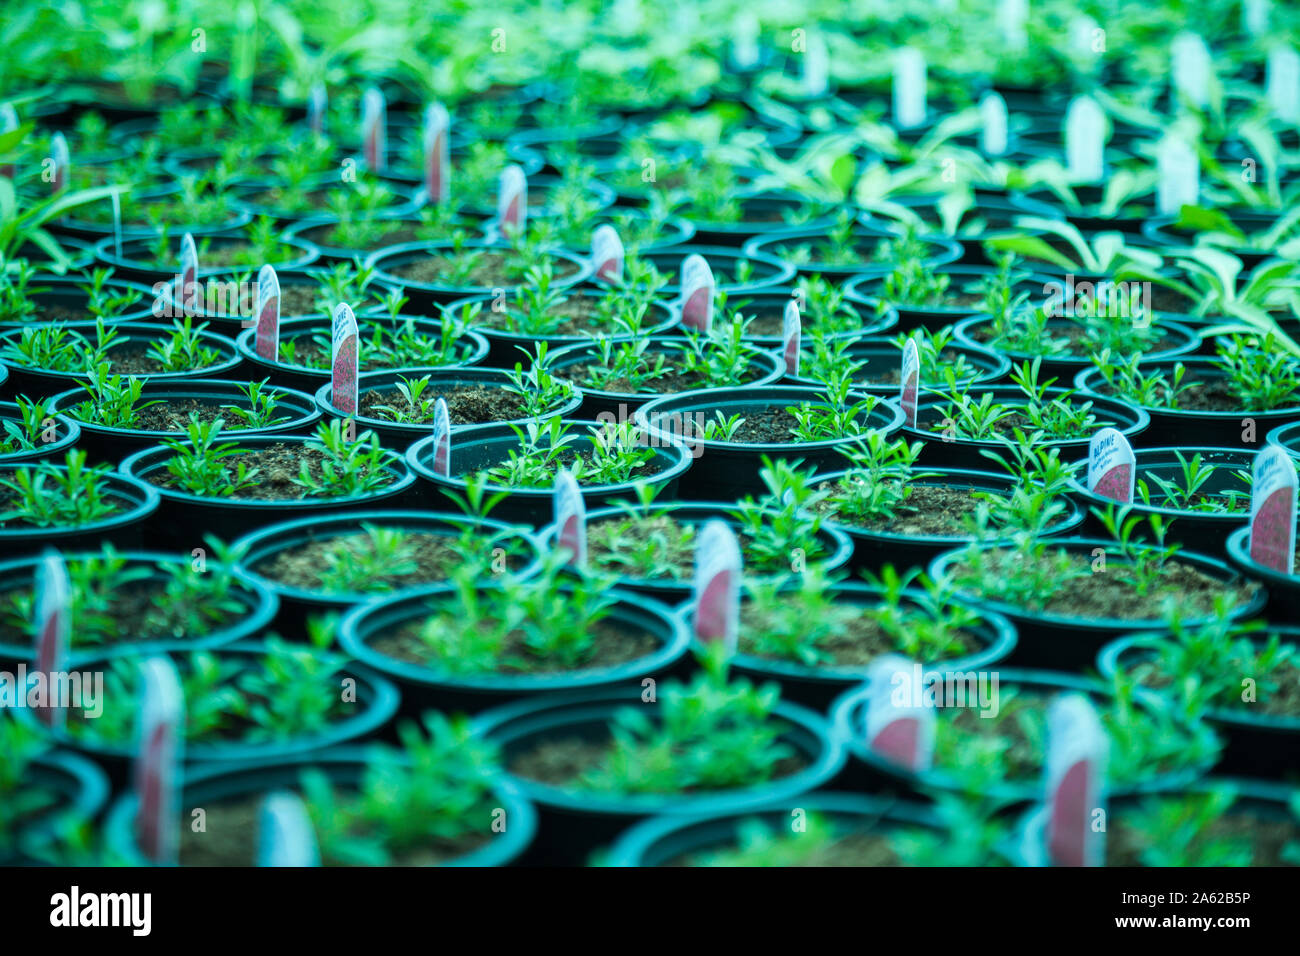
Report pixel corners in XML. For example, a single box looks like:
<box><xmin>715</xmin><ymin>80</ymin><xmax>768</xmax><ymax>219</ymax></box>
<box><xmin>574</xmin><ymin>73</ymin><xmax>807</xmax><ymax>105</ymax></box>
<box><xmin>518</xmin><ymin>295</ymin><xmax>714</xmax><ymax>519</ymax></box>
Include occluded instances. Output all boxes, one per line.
<box><xmin>423</xmin><ymin>102</ymin><xmax>450</xmax><ymax>205</ymax></box>
<box><xmin>331</xmin><ymin>302</ymin><xmax>359</xmax><ymax>415</ymax></box>
<box><xmin>498</xmin><ymin>165</ymin><xmax>527</xmax><ymax>236</ymax></box>
<box><xmin>679</xmin><ymin>254</ymin><xmax>715</xmax><ymax>332</ymax></box>
<box><xmin>863</xmin><ymin>655</ymin><xmax>934</xmax><ymax>772</ymax></box>
<box><xmin>180</xmin><ymin>232</ymin><xmax>199</xmax><ymax>314</ymax></box>
<box><xmin>362</xmin><ymin>87</ymin><xmax>387</xmax><ymax>171</ymax></box>
<box><xmin>258</xmin><ymin>791</ymin><xmax>320</xmax><ymax>868</ymax></box>
<box><xmin>1086</xmin><ymin>427</ymin><xmax>1134</xmax><ymax>503</ymax></box>
<box><xmin>1248</xmin><ymin>445</ymin><xmax>1298</xmax><ymax>574</ymax></box>
<box><xmin>308</xmin><ymin>83</ymin><xmax>327</xmax><ymax>136</ymax></box>
<box><xmin>692</xmin><ymin>520</ymin><xmax>741</xmax><ymax>651</ymax></box>
<box><xmin>552</xmin><ymin>470</ymin><xmax>587</xmax><ymax>569</ymax></box>
<box><xmin>34</xmin><ymin>551</ymin><xmax>69</xmax><ymax>729</ymax></box>
<box><xmin>1045</xmin><ymin>694</ymin><xmax>1108</xmax><ymax>868</ymax></box>
<box><xmin>431</xmin><ymin>397</ymin><xmax>451</xmax><ymax>477</ymax></box>
<box><xmin>900</xmin><ymin>338</ymin><xmax>920</xmax><ymax>427</ymax></box>
<box><xmin>782</xmin><ymin>298</ymin><xmax>801</xmax><ymax>374</ymax></box>
<box><xmin>135</xmin><ymin>657</ymin><xmax>184</xmax><ymax>866</ymax></box>
<box><xmin>591</xmin><ymin>224</ymin><xmax>624</xmax><ymax>284</ymax></box>
<box><xmin>254</xmin><ymin>264</ymin><xmax>281</xmax><ymax>360</ymax></box>
<box><xmin>50</xmin><ymin>131</ymin><xmax>69</xmax><ymax>193</ymax></box>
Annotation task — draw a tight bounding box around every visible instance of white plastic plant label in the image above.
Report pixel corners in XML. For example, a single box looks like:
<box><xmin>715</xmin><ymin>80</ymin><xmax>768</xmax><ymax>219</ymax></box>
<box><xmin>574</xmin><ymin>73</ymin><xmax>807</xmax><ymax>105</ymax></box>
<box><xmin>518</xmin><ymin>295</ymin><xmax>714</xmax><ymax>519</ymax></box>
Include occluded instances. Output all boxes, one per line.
<box><xmin>679</xmin><ymin>254</ymin><xmax>715</xmax><ymax>332</ymax></box>
<box><xmin>1156</xmin><ymin>137</ymin><xmax>1199</xmax><ymax>215</ymax></box>
<box><xmin>591</xmin><ymin>224</ymin><xmax>624</xmax><ymax>284</ymax></box>
<box><xmin>308</xmin><ymin>83</ymin><xmax>327</xmax><ymax>136</ymax></box>
<box><xmin>1086</xmin><ymin>427</ymin><xmax>1135</xmax><ymax>503</ymax></box>
<box><xmin>998</xmin><ymin>0</ymin><xmax>1028</xmax><ymax>51</ymax></box>
<box><xmin>893</xmin><ymin>47</ymin><xmax>927</xmax><ymax>130</ymax></box>
<box><xmin>180</xmin><ymin>232</ymin><xmax>199</xmax><ymax>314</ymax></box>
<box><xmin>111</xmin><ymin>190</ymin><xmax>124</xmax><ymax>257</ymax></box>
<box><xmin>1171</xmin><ymin>33</ymin><xmax>1211</xmax><ymax>111</ymax></box>
<box><xmin>431</xmin><ymin>397</ymin><xmax>451</xmax><ymax>477</ymax></box>
<box><xmin>423</xmin><ymin>102</ymin><xmax>450</xmax><ymax>205</ymax></box>
<box><xmin>900</xmin><ymin>337</ymin><xmax>920</xmax><ymax>428</ymax></box>
<box><xmin>782</xmin><ymin>299</ymin><xmax>800</xmax><ymax>374</ymax></box>
<box><xmin>49</xmin><ymin>131</ymin><xmax>68</xmax><ymax>193</ymax></box>
<box><xmin>979</xmin><ymin>92</ymin><xmax>1008</xmax><ymax>157</ymax></box>
<box><xmin>552</xmin><ymin>470</ymin><xmax>587</xmax><ymax>569</ymax></box>
<box><xmin>863</xmin><ymin>654</ymin><xmax>935</xmax><ymax>773</ymax></box>
<box><xmin>1244</xmin><ymin>0</ymin><xmax>1272</xmax><ymax>38</ymax></box>
<box><xmin>731</xmin><ymin>11</ymin><xmax>760</xmax><ymax>70</ymax></box>
<box><xmin>331</xmin><ymin>302</ymin><xmax>359</xmax><ymax>416</ymax></box>
<box><xmin>1045</xmin><ymin>693</ymin><xmax>1108</xmax><ymax>868</ymax></box>
<box><xmin>1065</xmin><ymin>96</ymin><xmax>1105</xmax><ymax>183</ymax></box>
<box><xmin>135</xmin><ymin>656</ymin><xmax>184</xmax><ymax>866</ymax></box>
<box><xmin>498</xmin><ymin>164</ymin><xmax>527</xmax><ymax>237</ymax></box>
<box><xmin>692</xmin><ymin>520</ymin><xmax>741</xmax><ymax>652</ymax></box>
<box><xmin>1267</xmin><ymin>47</ymin><xmax>1300</xmax><ymax>125</ymax></box>
<box><xmin>258</xmin><ymin>791</ymin><xmax>320</xmax><ymax>867</ymax></box>
<box><xmin>1248</xmin><ymin>445</ymin><xmax>1298</xmax><ymax>574</ymax></box>
<box><xmin>34</xmin><ymin>550</ymin><xmax>69</xmax><ymax>730</ymax></box>
<box><xmin>802</xmin><ymin>30</ymin><xmax>829</xmax><ymax>98</ymax></box>
<box><xmin>362</xmin><ymin>86</ymin><xmax>387</xmax><ymax>171</ymax></box>
<box><xmin>254</xmin><ymin>264</ymin><xmax>281</xmax><ymax>361</ymax></box>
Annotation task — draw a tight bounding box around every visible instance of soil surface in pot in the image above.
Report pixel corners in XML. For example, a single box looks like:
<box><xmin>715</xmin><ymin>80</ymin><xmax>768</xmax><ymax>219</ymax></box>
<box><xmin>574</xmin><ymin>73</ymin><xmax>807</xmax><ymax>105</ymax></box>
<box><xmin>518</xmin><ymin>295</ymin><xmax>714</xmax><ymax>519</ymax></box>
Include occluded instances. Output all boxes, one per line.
<box><xmin>124</xmin><ymin>398</ymin><xmax>284</xmax><ymax>432</ymax></box>
<box><xmin>569</xmin><ymin>356</ymin><xmax>758</xmax><ymax>394</ymax></box>
<box><xmin>254</xmin><ymin>531</ymin><xmax>478</xmax><ymax>593</ymax></box>
<box><xmin>178</xmin><ymin>795</ymin><xmax>491</xmax><ymax>866</ymax></box>
<box><xmin>817</xmin><ymin>481</ymin><xmax>1002</xmax><ymax>536</ymax></box>
<box><xmin>1091</xmin><ymin>377</ymin><xmax>1295</xmax><ymax>414</ymax></box>
<box><xmin>358</xmin><ymin>385</ymin><xmax>531</xmax><ymax>425</ymax></box>
<box><xmin>472</xmin><ymin>294</ymin><xmax>624</xmax><ymax>336</ymax></box>
<box><xmin>739</xmin><ymin>605</ymin><xmax>981</xmax><ymax>668</ymax></box>
<box><xmin>388</xmin><ymin>252</ymin><xmax>580</xmax><ymax>288</ymax></box>
<box><xmin>1106</xmin><ymin>814</ymin><xmax>1299</xmax><ymax>867</ymax></box>
<box><xmin>371</xmin><ymin>618</ymin><xmax>657</xmax><ymax>674</ymax></box>
<box><xmin>296</xmin><ymin>222</ymin><xmax>426</xmax><ymax>251</ymax></box>
<box><xmin>951</xmin><ymin>550</ymin><xmax>1256</xmax><ymax>620</ymax></box>
<box><xmin>967</xmin><ymin>324</ymin><xmax>1183</xmax><ymax>359</ymax></box>
<box><xmin>1125</xmin><ymin>652</ymin><xmax>1300</xmax><ymax>718</ymax></box>
<box><xmin>148</xmin><ymin>443</ymin><xmax>397</xmax><ymax>501</ymax></box>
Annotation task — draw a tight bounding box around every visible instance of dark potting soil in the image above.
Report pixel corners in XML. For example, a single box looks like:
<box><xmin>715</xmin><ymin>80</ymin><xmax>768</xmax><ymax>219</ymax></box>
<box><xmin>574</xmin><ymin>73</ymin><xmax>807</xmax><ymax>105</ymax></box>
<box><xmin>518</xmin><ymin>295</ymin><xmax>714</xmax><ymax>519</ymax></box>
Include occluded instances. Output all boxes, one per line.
<box><xmin>1094</xmin><ymin>376</ymin><xmax>1298</xmax><ymax>414</ymax></box>
<box><xmin>470</xmin><ymin>447</ymin><xmax>664</xmax><ymax>488</ymax></box>
<box><xmin>129</xmin><ymin>398</ymin><xmax>272</xmax><ymax>432</ymax></box>
<box><xmin>818</xmin><ymin>481</ymin><xmax>1000</xmax><ymax>536</ymax></box>
<box><xmin>721</xmin><ymin>407</ymin><xmax>804</xmax><ymax>444</ymax></box>
<box><xmin>255</xmin><ymin>530</ymin><xmax>471</xmax><ymax>593</ymax></box>
<box><xmin>1126</xmin><ymin>651</ymin><xmax>1300</xmax><ymax>718</ymax></box>
<box><xmin>472</xmin><ymin>293</ymin><xmax>613</xmax><ymax>336</ymax></box>
<box><xmin>570</xmin><ymin>354</ymin><xmax>717</xmax><ymax>395</ymax></box>
<box><xmin>943</xmin><ymin>696</ymin><xmax>1052</xmax><ymax>780</ymax></box>
<box><xmin>738</xmin><ymin>606</ymin><xmax>981</xmax><ymax>668</ymax></box>
<box><xmin>1106</xmin><ymin>814</ymin><xmax>1300</xmax><ymax>867</ymax></box>
<box><xmin>371</xmin><ymin>618</ymin><xmax>658</xmax><ymax>675</ymax></box>
<box><xmin>389</xmin><ymin>253</ymin><xmax>580</xmax><ymax>289</ymax></box>
<box><xmin>358</xmin><ymin>384</ymin><xmax>529</xmax><ymax>425</ymax></box>
<box><xmin>969</xmin><ymin>323</ymin><xmax>1177</xmax><ymax>359</ymax></box>
<box><xmin>298</xmin><ymin>222</ymin><xmax>424</xmax><ymax>252</ymax></box>
<box><xmin>149</xmin><ymin>443</ymin><xmax>396</xmax><ymax>501</ymax></box>
<box><xmin>182</xmin><ymin>242</ymin><xmax>290</xmax><ymax>270</ymax></box>
<box><xmin>107</xmin><ymin>341</ymin><xmax>224</xmax><ymax>376</ymax></box>
<box><xmin>952</xmin><ymin>550</ymin><xmax>1258</xmax><ymax>621</ymax></box>
<box><xmin>866</xmin><ymin>360</ymin><xmax>972</xmax><ymax>386</ymax></box>
<box><xmin>674</xmin><ymin>830</ymin><xmax>903</xmax><ymax>867</ymax></box>
<box><xmin>178</xmin><ymin>795</ymin><xmax>492</xmax><ymax>866</ymax></box>
<box><xmin>0</xmin><ymin>578</ymin><xmax>242</xmax><ymax>647</ymax></box>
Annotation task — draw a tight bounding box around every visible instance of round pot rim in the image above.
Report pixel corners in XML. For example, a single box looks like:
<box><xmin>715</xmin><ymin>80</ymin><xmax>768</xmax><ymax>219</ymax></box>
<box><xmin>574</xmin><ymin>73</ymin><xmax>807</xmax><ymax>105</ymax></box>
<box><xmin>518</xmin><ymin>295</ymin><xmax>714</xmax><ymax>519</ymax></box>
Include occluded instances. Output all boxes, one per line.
<box><xmin>0</xmin><ymin>466</ymin><xmax>160</xmax><ymax>541</ymax></box>
<box><xmin>1066</xmin><ymin>445</ymin><xmax>1258</xmax><ymax>523</ymax></box>
<box><xmin>364</xmin><ymin>239</ymin><xmax>593</xmax><ymax>294</ymax></box>
<box><xmin>233</xmin><ymin>316</ymin><xmax>491</xmax><ymax>373</ymax></box>
<box><xmin>548</xmin><ymin>338</ymin><xmax>785</xmax><ymax>403</ymax></box>
<box><xmin>1074</xmin><ymin>361</ymin><xmax>1300</xmax><ymax>422</ymax></box>
<box><xmin>950</xmin><ymin>314</ymin><xmax>1202</xmax><ymax>368</ymax></box>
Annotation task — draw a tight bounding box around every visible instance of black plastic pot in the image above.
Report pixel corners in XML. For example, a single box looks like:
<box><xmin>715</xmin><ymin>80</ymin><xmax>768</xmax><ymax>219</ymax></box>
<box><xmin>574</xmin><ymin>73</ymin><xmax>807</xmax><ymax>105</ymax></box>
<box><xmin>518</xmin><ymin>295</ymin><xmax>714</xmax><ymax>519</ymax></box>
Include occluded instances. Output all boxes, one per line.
<box><xmin>282</xmin><ymin>214</ymin><xmax>482</xmax><ymax>265</ymax></box>
<box><xmin>1008</xmin><ymin>184</ymin><xmax>1155</xmax><ymax>235</ymax></box>
<box><xmin>48</xmin><ymin>378</ymin><xmax>322</xmax><ymax>463</ymax></box>
<box><xmin>445</xmin><ymin>293</ymin><xmax>680</xmax><ymax>369</ymax></box>
<box><xmin>1013</xmin><ymin>777</ymin><xmax>1300</xmax><ymax>867</ymax></box>
<box><xmin>503</xmin><ymin>117</ymin><xmax>630</xmax><ymax>173</ymax></box>
<box><xmin>1067</xmin><ymin>446</ymin><xmax>1257</xmax><ymax>558</ymax></box>
<box><xmin>603</xmin><ymin>791</ymin><xmax>954</xmax><ymax>867</ymax></box>
<box><xmin>785</xmin><ymin>334</ymin><xmax>1011</xmax><ymax>395</ymax></box>
<box><xmin>0</xmin><ymin>401</ymin><xmax>80</xmax><ymax>465</ymax></box>
<box><xmin>2</xmin><ymin>273</ymin><xmax>160</xmax><ymax>329</ymax></box>
<box><xmin>482</xmin><ymin>207</ymin><xmax>698</xmax><ymax>256</ymax></box>
<box><xmin>722</xmin><ymin>580</ymin><xmax>1019</xmax><ymax>712</ymax></box>
<box><xmin>51</xmin><ymin>184</ymin><xmax>254</xmax><ymax>242</ymax></box>
<box><xmin>548</xmin><ymin>337</ymin><xmax>785</xmax><ymax>420</ymax></box>
<box><xmin>0</xmin><ymin>548</ymin><xmax>278</xmax><ymax>665</ymax></box>
<box><xmin>743</xmin><ymin>224</ymin><xmax>963</xmax><ymax>282</ymax></box>
<box><xmin>725</xmin><ymin>290</ymin><xmax>898</xmax><ymax>347</ymax></box>
<box><xmin>316</xmin><ymin>366</ymin><xmax>584</xmax><ymax>451</ymax></box>
<box><xmin>829</xmin><ymin>668</ymin><xmax>1220</xmax><ymax>805</ymax></box>
<box><xmin>1225</xmin><ymin>525</ymin><xmax>1300</xmax><ymax>622</ymax></box>
<box><xmin>1098</xmin><ymin>629</ymin><xmax>1300</xmax><ymax>780</ymax></box>
<box><xmin>0</xmin><ymin>320</ymin><xmax>243</xmax><ymax>396</ymax></box>
<box><xmin>951</xmin><ymin>314</ymin><xmax>1201</xmax><ymax>385</ymax></box>
<box><xmin>636</xmin><ymin>385</ymin><xmax>906</xmax><ymax>499</ymax></box>
<box><xmin>927</xmin><ymin>538</ymin><xmax>1268</xmax><ymax>671</ymax></box>
<box><xmin>405</xmin><ymin>419</ymin><xmax>692</xmax><ymax>526</ymax></box>
<box><xmin>366</xmin><ymin>239</ymin><xmax>592</xmax><ymax>312</ymax></box>
<box><xmin>233</xmin><ymin>315</ymin><xmax>489</xmax><ymax>394</ymax></box>
<box><xmin>818</xmin><ymin>466</ymin><xmax>1086</xmax><ymax>573</ymax></box>
<box><xmin>455</xmin><ymin>173</ymin><xmax>618</xmax><ymax>222</ymax></box>
<box><xmin>472</xmin><ymin>684</ymin><xmax>846</xmax><ymax>865</ymax></box>
<box><xmin>631</xmin><ymin>245</ymin><xmax>796</xmax><ymax>298</ymax></box>
<box><xmin>902</xmin><ymin>386</ymin><xmax>1151</xmax><ymax>470</ymax></box>
<box><xmin>232</xmin><ymin>510</ymin><xmax>543</xmax><ymax>634</ymax></box>
<box><xmin>119</xmin><ymin>435</ymin><xmax>418</xmax><ymax>548</ymax></box>
<box><xmin>538</xmin><ymin>501</ymin><xmax>855</xmax><ymax>601</ymax></box>
<box><xmin>227</xmin><ymin>178</ymin><xmax>424</xmax><ymax>225</ymax></box>
<box><xmin>844</xmin><ymin>264</ymin><xmax>1036</xmax><ymax>333</ymax></box>
<box><xmin>674</xmin><ymin>191</ymin><xmax>838</xmax><ymax>248</ymax></box>
<box><xmin>879</xmin><ymin>192</ymin><xmax>1062</xmax><ymax>265</ymax></box>
<box><xmin>0</xmin><ymin>464</ymin><xmax>159</xmax><ymax>556</ymax></box>
<box><xmin>339</xmin><ymin>584</ymin><xmax>691</xmax><ymax>716</ymax></box>
<box><xmin>2</xmin><ymin>751</ymin><xmax>110</xmax><ymax>865</ymax></box>
<box><xmin>92</xmin><ymin>234</ymin><xmax>320</xmax><ymax>288</ymax></box>
<box><xmin>1141</xmin><ymin>212</ymin><xmax>1281</xmax><ymax>271</ymax></box>
<box><xmin>102</xmin><ymin>748</ymin><xmax>538</xmax><ymax>867</ymax></box>
<box><xmin>1074</xmin><ymin>358</ymin><xmax>1300</xmax><ymax>449</ymax></box>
